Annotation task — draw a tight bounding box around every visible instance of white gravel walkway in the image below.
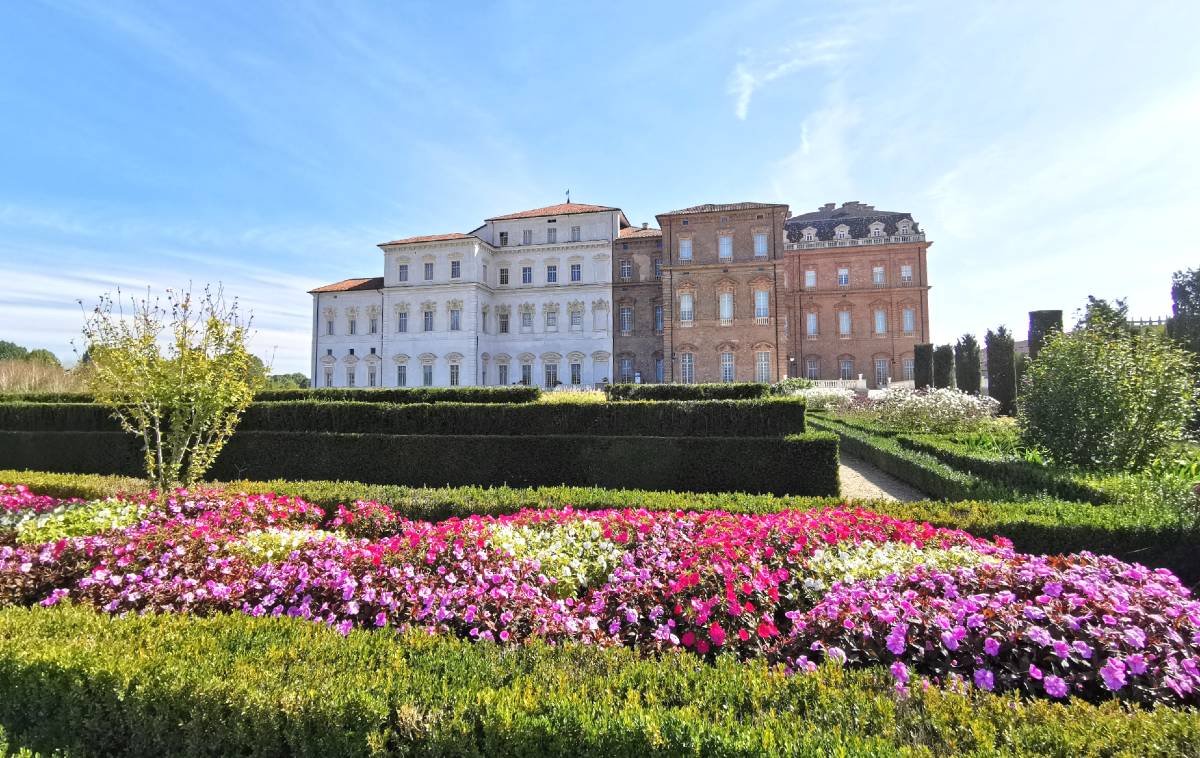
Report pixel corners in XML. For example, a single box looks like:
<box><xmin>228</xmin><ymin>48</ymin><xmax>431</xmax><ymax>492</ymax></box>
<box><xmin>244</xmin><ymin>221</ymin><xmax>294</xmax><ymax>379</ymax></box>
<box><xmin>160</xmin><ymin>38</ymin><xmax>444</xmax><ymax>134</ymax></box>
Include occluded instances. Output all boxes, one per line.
<box><xmin>839</xmin><ymin>454</ymin><xmax>928</xmax><ymax>502</ymax></box>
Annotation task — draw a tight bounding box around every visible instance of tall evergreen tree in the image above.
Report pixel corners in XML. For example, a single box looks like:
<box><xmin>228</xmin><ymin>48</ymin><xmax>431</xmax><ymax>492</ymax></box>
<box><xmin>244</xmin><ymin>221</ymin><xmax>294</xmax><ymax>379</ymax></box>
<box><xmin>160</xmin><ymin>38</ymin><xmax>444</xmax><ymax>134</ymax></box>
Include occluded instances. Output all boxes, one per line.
<box><xmin>954</xmin><ymin>334</ymin><xmax>981</xmax><ymax>394</ymax></box>
<box><xmin>933</xmin><ymin>344</ymin><xmax>955</xmax><ymax>389</ymax></box>
<box><xmin>1028</xmin><ymin>310</ymin><xmax>1063</xmax><ymax>359</ymax></box>
<box><xmin>985</xmin><ymin>326</ymin><xmax>1017</xmax><ymax>415</ymax></box>
<box><xmin>913</xmin><ymin>343</ymin><xmax>934</xmax><ymax>389</ymax></box>
<box><xmin>1167</xmin><ymin>267</ymin><xmax>1200</xmax><ymax>356</ymax></box>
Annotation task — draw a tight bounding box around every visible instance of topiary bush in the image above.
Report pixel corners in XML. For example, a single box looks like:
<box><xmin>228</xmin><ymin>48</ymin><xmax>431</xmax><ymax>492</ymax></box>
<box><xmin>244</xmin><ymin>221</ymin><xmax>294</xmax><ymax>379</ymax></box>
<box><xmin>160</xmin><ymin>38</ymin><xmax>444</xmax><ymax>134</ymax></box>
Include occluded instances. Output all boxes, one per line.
<box><xmin>953</xmin><ymin>334</ymin><xmax>981</xmax><ymax>395</ymax></box>
<box><xmin>1027</xmin><ymin>310</ymin><xmax>1063</xmax><ymax>360</ymax></box>
<box><xmin>1020</xmin><ymin>329</ymin><xmax>1197</xmax><ymax>470</ymax></box>
<box><xmin>985</xmin><ymin>326</ymin><xmax>1017</xmax><ymax>415</ymax></box>
<box><xmin>932</xmin><ymin>345</ymin><xmax>955</xmax><ymax>389</ymax></box>
<box><xmin>913</xmin><ymin>344</ymin><xmax>934</xmax><ymax>390</ymax></box>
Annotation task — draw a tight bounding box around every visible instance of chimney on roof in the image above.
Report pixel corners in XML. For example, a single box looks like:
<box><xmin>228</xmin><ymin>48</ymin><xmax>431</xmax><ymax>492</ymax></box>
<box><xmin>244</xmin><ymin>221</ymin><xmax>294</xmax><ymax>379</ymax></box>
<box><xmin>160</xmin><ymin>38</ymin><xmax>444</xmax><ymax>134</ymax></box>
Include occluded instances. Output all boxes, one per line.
<box><xmin>642</xmin><ymin>222</ymin><xmax>648</xmax><ymax>229</ymax></box>
<box><xmin>821</xmin><ymin>203</ymin><xmax>835</xmax><ymax>212</ymax></box>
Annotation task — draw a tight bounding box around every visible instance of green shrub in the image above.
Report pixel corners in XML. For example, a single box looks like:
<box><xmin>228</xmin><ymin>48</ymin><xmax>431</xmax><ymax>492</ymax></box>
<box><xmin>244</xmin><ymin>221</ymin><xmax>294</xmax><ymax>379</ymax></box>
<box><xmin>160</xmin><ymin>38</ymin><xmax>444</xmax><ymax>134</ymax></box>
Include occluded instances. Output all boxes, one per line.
<box><xmin>0</xmin><ymin>398</ymin><xmax>807</xmax><ymax>438</ymax></box>
<box><xmin>985</xmin><ymin>326</ymin><xmax>1017</xmax><ymax>415</ymax></box>
<box><xmin>953</xmin><ymin>334</ymin><xmax>981</xmax><ymax>394</ymax></box>
<box><xmin>1027</xmin><ymin>310</ymin><xmax>1063</xmax><ymax>360</ymax></box>
<box><xmin>1020</xmin><ymin>329</ymin><xmax>1197</xmax><ymax>470</ymax></box>
<box><xmin>932</xmin><ymin>345</ymin><xmax>954</xmax><ymax>389</ymax></box>
<box><xmin>603</xmin><ymin>383</ymin><xmax>769</xmax><ymax>401</ymax></box>
<box><xmin>913</xmin><ymin>344</ymin><xmax>934</xmax><ymax>390</ymax></box>
<box><xmin>1</xmin><ymin>606</ymin><xmax>1198</xmax><ymax>758</ymax></box>
<box><xmin>0</xmin><ymin>431</ymin><xmax>840</xmax><ymax>497</ymax></box>
<box><xmin>0</xmin><ymin>386</ymin><xmax>542</xmax><ymax>405</ymax></box>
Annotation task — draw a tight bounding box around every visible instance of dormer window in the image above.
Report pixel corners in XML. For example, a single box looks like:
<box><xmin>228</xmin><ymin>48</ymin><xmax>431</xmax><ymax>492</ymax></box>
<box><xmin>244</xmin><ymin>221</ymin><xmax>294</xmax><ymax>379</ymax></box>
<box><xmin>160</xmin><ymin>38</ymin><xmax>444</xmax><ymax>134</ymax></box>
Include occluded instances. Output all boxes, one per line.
<box><xmin>802</xmin><ymin>226</ymin><xmax>817</xmax><ymax>242</ymax></box>
<box><xmin>869</xmin><ymin>222</ymin><xmax>885</xmax><ymax>237</ymax></box>
<box><xmin>897</xmin><ymin>220</ymin><xmax>912</xmax><ymax>234</ymax></box>
<box><xmin>834</xmin><ymin>224</ymin><xmax>850</xmax><ymax>240</ymax></box>
<box><xmin>499</xmin><ymin>231</ymin><xmax>509</xmax><ymax>246</ymax></box>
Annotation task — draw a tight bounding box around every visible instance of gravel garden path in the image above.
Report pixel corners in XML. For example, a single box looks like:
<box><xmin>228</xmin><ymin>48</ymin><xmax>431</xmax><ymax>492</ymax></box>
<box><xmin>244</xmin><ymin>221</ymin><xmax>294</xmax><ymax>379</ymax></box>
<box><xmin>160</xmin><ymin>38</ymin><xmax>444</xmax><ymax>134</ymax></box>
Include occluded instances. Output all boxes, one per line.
<box><xmin>839</xmin><ymin>454</ymin><xmax>928</xmax><ymax>502</ymax></box>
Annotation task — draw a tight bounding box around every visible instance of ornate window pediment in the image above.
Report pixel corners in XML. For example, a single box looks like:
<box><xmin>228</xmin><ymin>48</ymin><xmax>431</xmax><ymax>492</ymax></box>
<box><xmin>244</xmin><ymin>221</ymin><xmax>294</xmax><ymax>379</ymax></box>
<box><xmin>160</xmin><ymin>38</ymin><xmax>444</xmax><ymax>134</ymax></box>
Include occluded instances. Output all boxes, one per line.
<box><xmin>342</xmin><ymin>353</ymin><xmax>359</xmax><ymax>365</ymax></box>
<box><xmin>445</xmin><ymin>352</ymin><xmax>464</xmax><ymax>363</ymax></box>
<box><xmin>345</xmin><ymin>306</ymin><xmax>359</xmax><ymax>318</ymax></box>
<box><xmin>716</xmin><ymin>341</ymin><xmax>738</xmax><ymax>353</ymax></box>
<box><xmin>320</xmin><ymin>354</ymin><xmax>336</xmax><ymax>366</ymax></box>
<box><xmin>714</xmin><ymin>277</ymin><xmax>737</xmax><ymax>293</ymax></box>
<box><xmin>418</xmin><ymin>353</ymin><xmax>437</xmax><ymax>365</ymax></box>
<box><xmin>591</xmin><ymin>299</ymin><xmax>609</xmax><ymax>312</ymax></box>
<box><xmin>394</xmin><ymin>302</ymin><xmax>409</xmax><ymax>314</ymax></box>
<box><xmin>540</xmin><ymin>352</ymin><xmax>562</xmax><ymax>362</ymax></box>
<box><xmin>567</xmin><ymin>351</ymin><xmax>585</xmax><ymax>362</ymax></box>
<box><xmin>496</xmin><ymin>304</ymin><xmax>512</xmax><ymax>315</ymax></box>
<box><xmin>322</xmin><ymin>306</ymin><xmax>336</xmax><ymax>320</ymax></box>
<box><xmin>393</xmin><ymin>353</ymin><xmax>411</xmax><ymax>364</ymax></box>
<box><xmin>364</xmin><ymin>353</ymin><xmax>382</xmax><ymax>365</ymax></box>
<box><xmin>421</xmin><ymin>300</ymin><xmax>437</xmax><ymax>312</ymax></box>
<box><xmin>675</xmin><ymin>343</ymin><xmax>698</xmax><ymax>354</ymax></box>
<box><xmin>493</xmin><ymin>353</ymin><xmax>512</xmax><ymax>363</ymax></box>
<box><xmin>480</xmin><ymin>352</ymin><xmax>491</xmax><ymax>362</ymax></box>
<box><xmin>752</xmin><ymin>341</ymin><xmax>774</xmax><ymax>352</ymax></box>
<box><xmin>591</xmin><ymin>350</ymin><xmax>611</xmax><ymax>362</ymax></box>
<box><xmin>366</xmin><ymin>305</ymin><xmax>381</xmax><ymax>319</ymax></box>
<box><xmin>518</xmin><ymin>352</ymin><xmax>535</xmax><ymax>363</ymax></box>
<box><xmin>567</xmin><ymin>300</ymin><xmax>585</xmax><ymax>313</ymax></box>
<box><xmin>543</xmin><ymin>302</ymin><xmax>560</xmax><ymax>313</ymax></box>
<box><xmin>447</xmin><ymin>299</ymin><xmax>463</xmax><ymax>311</ymax></box>
<box><xmin>519</xmin><ymin>302</ymin><xmax>536</xmax><ymax>314</ymax></box>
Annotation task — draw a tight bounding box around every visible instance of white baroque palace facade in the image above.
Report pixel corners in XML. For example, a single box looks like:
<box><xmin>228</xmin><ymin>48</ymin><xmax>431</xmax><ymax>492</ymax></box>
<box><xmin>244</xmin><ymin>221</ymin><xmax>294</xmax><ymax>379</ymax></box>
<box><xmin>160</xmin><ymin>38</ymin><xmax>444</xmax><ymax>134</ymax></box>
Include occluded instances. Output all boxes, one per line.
<box><xmin>310</xmin><ymin>202</ymin><xmax>625</xmax><ymax>388</ymax></box>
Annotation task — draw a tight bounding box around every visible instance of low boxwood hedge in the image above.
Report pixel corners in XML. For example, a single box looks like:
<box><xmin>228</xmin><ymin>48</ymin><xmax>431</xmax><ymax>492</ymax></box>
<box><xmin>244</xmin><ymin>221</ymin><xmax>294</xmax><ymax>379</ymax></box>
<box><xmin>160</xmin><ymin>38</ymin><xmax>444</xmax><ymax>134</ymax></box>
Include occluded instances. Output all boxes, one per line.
<box><xmin>0</xmin><ymin>606</ymin><xmax>1196</xmax><ymax>758</ymax></box>
<box><xmin>0</xmin><ymin>431</ymin><xmax>840</xmax><ymax>497</ymax></box>
<box><xmin>0</xmin><ymin>397</ymin><xmax>807</xmax><ymax>437</ymax></box>
<box><xmin>0</xmin><ymin>386</ymin><xmax>542</xmax><ymax>405</ymax></box>
<box><xmin>604</xmin><ymin>382</ymin><xmax>769</xmax><ymax>401</ymax></box>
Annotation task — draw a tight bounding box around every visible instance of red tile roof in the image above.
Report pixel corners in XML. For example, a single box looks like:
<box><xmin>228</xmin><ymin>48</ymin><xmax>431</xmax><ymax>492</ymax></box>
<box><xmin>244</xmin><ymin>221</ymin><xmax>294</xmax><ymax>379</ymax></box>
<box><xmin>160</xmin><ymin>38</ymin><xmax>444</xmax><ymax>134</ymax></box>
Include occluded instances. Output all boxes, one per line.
<box><xmin>619</xmin><ymin>225</ymin><xmax>662</xmax><ymax>238</ymax></box>
<box><xmin>486</xmin><ymin>202</ymin><xmax>619</xmax><ymax>221</ymax></box>
<box><xmin>378</xmin><ymin>232</ymin><xmax>472</xmax><ymax>247</ymax></box>
<box><xmin>308</xmin><ymin>277</ymin><xmax>384</xmax><ymax>294</ymax></box>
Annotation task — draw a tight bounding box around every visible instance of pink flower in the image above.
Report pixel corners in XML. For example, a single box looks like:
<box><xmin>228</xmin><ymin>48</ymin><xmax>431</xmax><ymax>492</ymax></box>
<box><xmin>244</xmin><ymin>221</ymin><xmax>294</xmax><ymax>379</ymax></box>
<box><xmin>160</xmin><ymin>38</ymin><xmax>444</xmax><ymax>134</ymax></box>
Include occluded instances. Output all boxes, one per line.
<box><xmin>983</xmin><ymin>638</ymin><xmax>1000</xmax><ymax>657</ymax></box>
<box><xmin>708</xmin><ymin>623</ymin><xmax>726</xmax><ymax>646</ymax></box>
<box><xmin>1044</xmin><ymin>675</ymin><xmax>1068</xmax><ymax>698</ymax></box>
<box><xmin>1100</xmin><ymin>658</ymin><xmax>1127</xmax><ymax>691</ymax></box>
<box><xmin>890</xmin><ymin>660</ymin><xmax>909</xmax><ymax>684</ymax></box>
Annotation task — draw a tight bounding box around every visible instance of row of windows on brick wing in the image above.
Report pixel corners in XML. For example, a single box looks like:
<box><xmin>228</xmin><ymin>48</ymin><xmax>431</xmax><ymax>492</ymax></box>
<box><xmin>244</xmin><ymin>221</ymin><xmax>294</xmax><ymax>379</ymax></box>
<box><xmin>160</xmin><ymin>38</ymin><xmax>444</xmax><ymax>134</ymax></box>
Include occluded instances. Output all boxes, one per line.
<box><xmin>802</xmin><ymin>263</ymin><xmax>915</xmax><ymax>289</ymax></box>
<box><xmin>613</xmin><ymin>350</ymin><xmax>774</xmax><ymax>384</ymax></box>
<box><xmin>799</xmin><ymin>354</ymin><xmax>916</xmax><ymax>383</ymax></box>
<box><xmin>800</xmin><ymin>306</ymin><xmax>919</xmax><ymax>339</ymax></box>
<box><xmin>674</xmin><ymin>290</ymin><xmax>772</xmax><ymax>326</ymax></box>
<box><xmin>674</xmin><ymin>233</ymin><xmax>771</xmax><ymax>262</ymax></box>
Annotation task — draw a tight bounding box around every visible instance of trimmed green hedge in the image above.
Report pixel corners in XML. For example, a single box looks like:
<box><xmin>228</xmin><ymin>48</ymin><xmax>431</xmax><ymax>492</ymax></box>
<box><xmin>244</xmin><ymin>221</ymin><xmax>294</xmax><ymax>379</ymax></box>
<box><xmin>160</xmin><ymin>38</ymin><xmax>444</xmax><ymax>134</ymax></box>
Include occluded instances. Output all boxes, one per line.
<box><xmin>807</xmin><ymin>416</ymin><xmax>985</xmax><ymax>501</ymax></box>
<box><xmin>0</xmin><ymin>431</ymin><xmax>840</xmax><ymax>497</ymax></box>
<box><xmin>0</xmin><ymin>386</ymin><xmax>542</xmax><ymax>405</ymax></box>
<box><xmin>897</xmin><ymin>434</ymin><xmax>1110</xmax><ymax>504</ymax></box>
<box><xmin>1</xmin><ymin>607</ymin><xmax>1198</xmax><ymax>758</ymax></box>
<box><xmin>2</xmin><ymin>469</ymin><xmax>1197</xmax><ymax>582</ymax></box>
<box><xmin>604</xmin><ymin>383</ymin><xmax>769</xmax><ymax>401</ymax></box>
<box><xmin>0</xmin><ymin>397</ymin><xmax>807</xmax><ymax>437</ymax></box>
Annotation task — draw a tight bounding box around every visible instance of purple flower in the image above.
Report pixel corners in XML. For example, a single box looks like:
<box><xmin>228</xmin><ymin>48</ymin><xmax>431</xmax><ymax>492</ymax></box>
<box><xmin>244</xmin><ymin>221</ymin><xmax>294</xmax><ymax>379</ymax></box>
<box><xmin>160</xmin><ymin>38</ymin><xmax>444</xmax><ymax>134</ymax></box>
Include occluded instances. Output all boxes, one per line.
<box><xmin>1072</xmin><ymin>641</ymin><xmax>1093</xmax><ymax>659</ymax></box>
<box><xmin>1028</xmin><ymin>663</ymin><xmax>1043</xmax><ymax>680</ymax></box>
<box><xmin>973</xmin><ymin>668</ymin><xmax>995</xmax><ymax>692</ymax></box>
<box><xmin>890</xmin><ymin>660</ymin><xmax>909</xmax><ymax>684</ymax></box>
<box><xmin>827</xmin><ymin>646</ymin><xmax>847</xmax><ymax>664</ymax></box>
<box><xmin>1044</xmin><ymin>675</ymin><xmax>1068</xmax><ymax>698</ymax></box>
<box><xmin>1127</xmin><ymin>654</ymin><xmax>1147</xmax><ymax>675</ymax></box>
<box><xmin>984</xmin><ymin>638</ymin><xmax>1000</xmax><ymax>657</ymax></box>
<box><xmin>1123</xmin><ymin>628</ymin><xmax>1146</xmax><ymax>649</ymax></box>
<box><xmin>1100</xmin><ymin>658</ymin><xmax>1127</xmax><ymax>691</ymax></box>
<box><xmin>886</xmin><ymin>623</ymin><xmax>907</xmax><ymax>655</ymax></box>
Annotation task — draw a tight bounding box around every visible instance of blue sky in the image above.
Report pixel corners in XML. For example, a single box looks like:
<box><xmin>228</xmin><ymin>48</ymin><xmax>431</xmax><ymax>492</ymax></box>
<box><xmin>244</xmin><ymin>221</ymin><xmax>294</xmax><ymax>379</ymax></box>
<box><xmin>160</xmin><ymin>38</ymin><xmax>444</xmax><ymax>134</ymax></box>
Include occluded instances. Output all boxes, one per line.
<box><xmin>2</xmin><ymin>1</ymin><xmax>1198</xmax><ymax>372</ymax></box>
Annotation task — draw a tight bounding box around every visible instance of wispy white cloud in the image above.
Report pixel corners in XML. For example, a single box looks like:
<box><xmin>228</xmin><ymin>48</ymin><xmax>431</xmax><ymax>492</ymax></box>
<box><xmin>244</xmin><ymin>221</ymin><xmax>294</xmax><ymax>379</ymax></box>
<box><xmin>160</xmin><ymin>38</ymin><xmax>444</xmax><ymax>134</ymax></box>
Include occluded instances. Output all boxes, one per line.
<box><xmin>728</xmin><ymin>35</ymin><xmax>853</xmax><ymax>120</ymax></box>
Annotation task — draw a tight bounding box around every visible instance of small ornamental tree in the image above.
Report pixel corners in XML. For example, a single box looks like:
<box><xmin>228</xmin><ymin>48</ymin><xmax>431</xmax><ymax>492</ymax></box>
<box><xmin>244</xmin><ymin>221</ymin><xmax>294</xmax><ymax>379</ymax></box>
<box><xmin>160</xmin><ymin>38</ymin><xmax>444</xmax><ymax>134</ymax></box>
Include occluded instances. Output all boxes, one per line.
<box><xmin>932</xmin><ymin>344</ymin><xmax>955</xmax><ymax>389</ymax></box>
<box><xmin>953</xmin><ymin>334</ymin><xmax>981</xmax><ymax>395</ymax></box>
<box><xmin>1167</xmin><ymin>267</ymin><xmax>1200</xmax><ymax>356</ymax></box>
<box><xmin>1028</xmin><ymin>310</ymin><xmax>1063</xmax><ymax>359</ymax></box>
<box><xmin>1019</xmin><ymin>328</ymin><xmax>1197</xmax><ymax>471</ymax></box>
<box><xmin>81</xmin><ymin>287</ymin><xmax>264</xmax><ymax>492</ymax></box>
<box><xmin>985</xmin><ymin>326</ymin><xmax>1017</xmax><ymax>416</ymax></box>
<box><xmin>913</xmin><ymin>343</ymin><xmax>934</xmax><ymax>389</ymax></box>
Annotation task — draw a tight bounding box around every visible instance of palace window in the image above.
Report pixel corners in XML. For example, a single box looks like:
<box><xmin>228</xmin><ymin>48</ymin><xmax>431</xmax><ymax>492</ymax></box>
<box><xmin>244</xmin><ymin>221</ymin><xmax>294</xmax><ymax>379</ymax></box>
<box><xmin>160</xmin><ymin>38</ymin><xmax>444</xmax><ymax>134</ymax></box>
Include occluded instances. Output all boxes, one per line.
<box><xmin>422</xmin><ymin>309</ymin><xmax>434</xmax><ymax>332</ymax></box>
<box><xmin>326</xmin><ymin>320</ymin><xmax>334</xmax><ymax>336</ymax></box>
<box><xmin>481</xmin><ymin>310</ymin><xmax>488</xmax><ymax>333</ymax></box>
<box><xmin>570</xmin><ymin>362</ymin><xmax>582</xmax><ymax>385</ymax></box>
<box><xmin>545</xmin><ymin>362</ymin><xmax>559</xmax><ymax>388</ymax></box>
<box><xmin>398</xmin><ymin>264</ymin><xmax>408</xmax><ymax>282</ymax></box>
<box><xmin>720</xmin><ymin>352</ymin><xmax>734</xmax><ymax>382</ymax></box>
<box><xmin>903</xmin><ymin>358</ymin><xmax>914</xmax><ymax>380</ymax></box>
<box><xmin>679</xmin><ymin>293</ymin><xmax>694</xmax><ymax>324</ymax></box>
<box><xmin>547</xmin><ymin>264</ymin><xmax>557</xmax><ymax>283</ymax></box>
<box><xmin>837</xmin><ymin>268</ymin><xmax>849</xmax><ymax>287</ymax></box>
<box><xmin>324</xmin><ymin>369</ymin><xmax>333</xmax><ymax>387</ymax></box>
<box><xmin>348</xmin><ymin>319</ymin><xmax>357</xmax><ymax>336</ymax></box>
<box><xmin>755</xmin><ymin>351</ymin><xmax>771</xmax><ymax>383</ymax></box>
<box><xmin>545</xmin><ymin>310</ymin><xmax>557</xmax><ymax>330</ymax></box>
<box><xmin>839</xmin><ymin>359</ymin><xmax>854</xmax><ymax>380</ymax></box>
<box><xmin>450</xmin><ymin>308</ymin><xmax>461</xmax><ymax>331</ymax></box>
<box><xmin>498</xmin><ymin>364</ymin><xmax>509</xmax><ymax>385</ymax></box>
<box><xmin>422</xmin><ymin>365</ymin><xmax>433</xmax><ymax>387</ymax></box>
<box><xmin>804</xmin><ymin>270</ymin><xmax>816</xmax><ymax>289</ymax></box>
<box><xmin>570</xmin><ymin>263</ymin><xmax>582</xmax><ymax>282</ymax></box>
<box><xmin>547</xmin><ymin>227</ymin><xmax>557</xmax><ymax>244</ymax></box>
<box><xmin>570</xmin><ymin>225</ymin><xmax>581</xmax><ymax>242</ymax></box>
<box><xmin>522</xmin><ymin>266</ymin><xmax>532</xmax><ymax>284</ymax></box>
<box><xmin>521</xmin><ymin>363</ymin><xmax>533</xmax><ymax>385</ymax></box>
<box><xmin>654</xmin><ymin>356</ymin><xmax>664</xmax><ymax>383</ymax></box>
<box><xmin>874</xmin><ymin>309</ymin><xmax>887</xmax><ymax>335</ymax></box>
<box><xmin>570</xmin><ymin>309</ymin><xmax>583</xmax><ymax>330</ymax></box>
<box><xmin>679</xmin><ymin>238</ymin><xmax>692</xmax><ymax>261</ymax></box>
<box><xmin>500</xmin><ymin>267</ymin><xmax>510</xmax><ymax>285</ymax></box>
<box><xmin>680</xmin><ymin>352</ymin><xmax>695</xmax><ymax>384</ymax></box>
<box><xmin>806</xmin><ymin>312</ymin><xmax>818</xmax><ymax>338</ymax></box>
<box><xmin>368</xmin><ymin>367</ymin><xmax>377</xmax><ymax>387</ymax></box>
<box><xmin>424</xmin><ymin>262</ymin><xmax>433</xmax><ymax>281</ymax></box>
<box><xmin>499</xmin><ymin>231</ymin><xmax>509</xmax><ymax>246</ymax></box>
<box><xmin>654</xmin><ymin>258</ymin><xmax>662</xmax><ymax>280</ymax></box>
<box><xmin>449</xmin><ymin>364</ymin><xmax>460</xmax><ymax>387</ymax></box>
<box><xmin>754</xmin><ymin>232</ymin><xmax>768</xmax><ymax>257</ymax></box>
<box><xmin>900</xmin><ymin>264</ymin><xmax>913</xmax><ymax>284</ymax></box>
<box><xmin>619</xmin><ymin>306</ymin><xmax>633</xmax><ymax>335</ymax></box>
<box><xmin>873</xmin><ymin>266</ymin><xmax>885</xmax><ymax>286</ymax></box>
<box><xmin>838</xmin><ymin>310</ymin><xmax>851</xmax><ymax>337</ymax></box>
<box><xmin>718</xmin><ymin>235</ymin><xmax>733</xmax><ymax>261</ymax></box>
<box><xmin>522</xmin><ymin>229</ymin><xmax>533</xmax><ymax>245</ymax></box>
<box><xmin>346</xmin><ymin>368</ymin><xmax>356</xmax><ymax>387</ymax></box>
<box><xmin>805</xmin><ymin>356</ymin><xmax>820</xmax><ymax>380</ymax></box>
<box><xmin>450</xmin><ymin>260</ymin><xmax>461</xmax><ymax>279</ymax></box>
<box><xmin>397</xmin><ymin>365</ymin><xmax>407</xmax><ymax>387</ymax></box>
<box><xmin>397</xmin><ymin>312</ymin><xmax>408</xmax><ymax>333</ymax></box>
<box><xmin>654</xmin><ymin>304</ymin><xmax>664</xmax><ymax>334</ymax></box>
<box><xmin>719</xmin><ymin>292</ymin><xmax>733</xmax><ymax>325</ymax></box>
<box><xmin>875</xmin><ymin>358</ymin><xmax>889</xmax><ymax>387</ymax></box>
<box><xmin>619</xmin><ymin>356</ymin><xmax>634</xmax><ymax>383</ymax></box>
<box><xmin>369</xmin><ymin>317</ymin><xmax>378</xmax><ymax>334</ymax></box>
<box><xmin>902</xmin><ymin>308</ymin><xmax>915</xmax><ymax>335</ymax></box>
<box><xmin>521</xmin><ymin>311</ymin><xmax>533</xmax><ymax>332</ymax></box>
<box><xmin>754</xmin><ymin>290</ymin><xmax>769</xmax><ymax>323</ymax></box>
<box><xmin>619</xmin><ymin>259</ymin><xmax>632</xmax><ymax>280</ymax></box>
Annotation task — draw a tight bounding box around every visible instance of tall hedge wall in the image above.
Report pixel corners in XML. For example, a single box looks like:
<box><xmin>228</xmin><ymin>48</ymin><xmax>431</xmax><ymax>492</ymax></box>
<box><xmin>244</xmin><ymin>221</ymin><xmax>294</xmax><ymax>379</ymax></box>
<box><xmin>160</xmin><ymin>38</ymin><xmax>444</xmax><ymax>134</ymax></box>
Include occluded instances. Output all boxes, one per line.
<box><xmin>0</xmin><ymin>430</ymin><xmax>839</xmax><ymax>496</ymax></box>
<box><xmin>604</xmin><ymin>383</ymin><xmax>769</xmax><ymax>401</ymax></box>
<box><xmin>932</xmin><ymin>344</ymin><xmax>955</xmax><ymax>389</ymax></box>
<box><xmin>0</xmin><ymin>398</ymin><xmax>806</xmax><ymax>438</ymax></box>
<box><xmin>985</xmin><ymin>327</ymin><xmax>1017</xmax><ymax>415</ymax></box>
<box><xmin>912</xmin><ymin>343</ymin><xmax>934</xmax><ymax>389</ymax></box>
<box><xmin>0</xmin><ymin>386</ymin><xmax>542</xmax><ymax>405</ymax></box>
<box><xmin>1027</xmin><ymin>309</ymin><xmax>1063</xmax><ymax>360</ymax></box>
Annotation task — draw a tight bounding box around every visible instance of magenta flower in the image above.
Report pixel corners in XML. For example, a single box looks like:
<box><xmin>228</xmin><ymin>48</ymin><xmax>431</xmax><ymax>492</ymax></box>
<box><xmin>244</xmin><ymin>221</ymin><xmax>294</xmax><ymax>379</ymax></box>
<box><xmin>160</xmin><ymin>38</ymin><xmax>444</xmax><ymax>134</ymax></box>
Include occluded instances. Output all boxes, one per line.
<box><xmin>1044</xmin><ymin>675</ymin><xmax>1068</xmax><ymax>698</ymax></box>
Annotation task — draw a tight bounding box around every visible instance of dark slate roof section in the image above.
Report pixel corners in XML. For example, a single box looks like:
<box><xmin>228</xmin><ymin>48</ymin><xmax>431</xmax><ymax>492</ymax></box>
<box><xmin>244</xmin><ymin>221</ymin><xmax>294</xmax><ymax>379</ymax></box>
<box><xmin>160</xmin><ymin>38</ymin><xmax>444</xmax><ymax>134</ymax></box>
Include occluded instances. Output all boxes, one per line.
<box><xmin>659</xmin><ymin>201</ymin><xmax>786</xmax><ymax>216</ymax></box>
<box><xmin>784</xmin><ymin>201</ymin><xmax>920</xmax><ymax>243</ymax></box>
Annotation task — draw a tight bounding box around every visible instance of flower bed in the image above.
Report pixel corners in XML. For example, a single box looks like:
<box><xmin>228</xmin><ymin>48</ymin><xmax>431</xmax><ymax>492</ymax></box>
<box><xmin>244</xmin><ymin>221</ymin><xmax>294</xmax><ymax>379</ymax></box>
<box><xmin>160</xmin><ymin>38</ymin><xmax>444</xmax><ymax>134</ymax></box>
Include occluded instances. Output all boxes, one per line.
<box><xmin>1</xmin><ymin>485</ymin><xmax>1198</xmax><ymax>707</ymax></box>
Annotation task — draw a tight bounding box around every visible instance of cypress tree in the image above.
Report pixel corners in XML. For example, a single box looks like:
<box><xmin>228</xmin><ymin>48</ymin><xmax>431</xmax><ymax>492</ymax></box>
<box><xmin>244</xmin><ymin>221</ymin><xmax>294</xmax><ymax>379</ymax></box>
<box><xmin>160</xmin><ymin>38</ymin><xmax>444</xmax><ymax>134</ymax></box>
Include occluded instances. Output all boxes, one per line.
<box><xmin>933</xmin><ymin>344</ymin><xmax>955</xmax><ymax>389</ymax></box>
<box><xmin>985</xmin><ymin>326</ymin><xmax>1017</xmax><ymax>415</ymax></box>
<box><xmin>1028</xmin><ymin>310</ymin><xmax>1063</xmax><ymax>360</ymax></box>
<box><xmin>954</xmin><ymin>334</ymin><xmax>982</xmax><ymax>394</ymax></box>
<box><xmin>913</xmin><ymin>343</ymin><xmax>934</xmax><ymax>389</ymax></box>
